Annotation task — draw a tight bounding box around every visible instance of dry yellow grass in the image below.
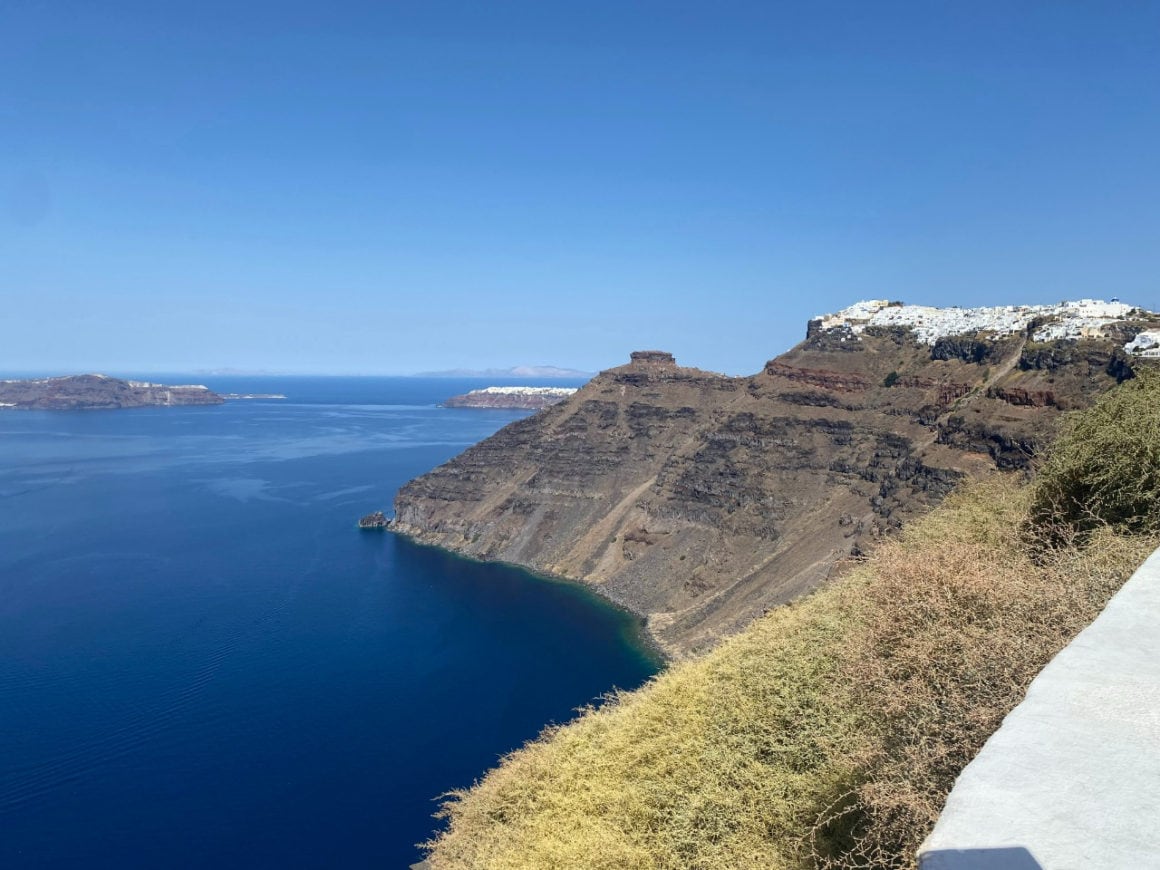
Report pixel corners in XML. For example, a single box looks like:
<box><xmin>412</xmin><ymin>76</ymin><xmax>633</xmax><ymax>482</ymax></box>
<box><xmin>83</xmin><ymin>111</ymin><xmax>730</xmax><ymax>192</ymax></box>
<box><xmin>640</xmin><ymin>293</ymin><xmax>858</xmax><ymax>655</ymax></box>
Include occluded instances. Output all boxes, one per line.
<box><xmin>427</xmin><ymin>587</ymin><xmax>859</xmax><ymax>869</ymax></box>
<box><xmin>815</xmin><ymin>486</ymin><xmax>1155</xmax><ymax>868</ymax></box>
<box><xmin>423</xmin><ymin>375</ymin><xmax>1160</xmax><ymax>869</ymax></box>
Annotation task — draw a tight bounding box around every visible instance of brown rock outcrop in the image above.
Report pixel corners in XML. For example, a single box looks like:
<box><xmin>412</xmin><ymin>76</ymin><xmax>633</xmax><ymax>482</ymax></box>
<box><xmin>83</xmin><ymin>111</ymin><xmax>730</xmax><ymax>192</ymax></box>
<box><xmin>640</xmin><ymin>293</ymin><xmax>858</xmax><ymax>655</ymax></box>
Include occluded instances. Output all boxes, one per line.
<box><xmin>764</xmin><ymin>362</ymin><xmax>871</xmax><ymax>392</ymax></box>
<box><xmin>986</xmin><ymin>386</ymin><xmax>1061</xmax><ymax>408</ymax></box>
<box><xmin>630</xmin><ymin>350</ymin><xmax>677</xmax><ymax>366</ymax></box>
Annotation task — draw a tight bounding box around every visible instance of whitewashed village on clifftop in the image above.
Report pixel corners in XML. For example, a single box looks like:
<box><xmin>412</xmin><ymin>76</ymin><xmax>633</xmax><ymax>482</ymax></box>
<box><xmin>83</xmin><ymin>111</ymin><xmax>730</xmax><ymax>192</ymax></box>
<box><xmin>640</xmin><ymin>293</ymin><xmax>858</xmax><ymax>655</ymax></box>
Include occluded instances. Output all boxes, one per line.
<box><xmin>813</xmin><ymin>298</ymin><xmax>1160</xmax><ymax>354</ymax></box>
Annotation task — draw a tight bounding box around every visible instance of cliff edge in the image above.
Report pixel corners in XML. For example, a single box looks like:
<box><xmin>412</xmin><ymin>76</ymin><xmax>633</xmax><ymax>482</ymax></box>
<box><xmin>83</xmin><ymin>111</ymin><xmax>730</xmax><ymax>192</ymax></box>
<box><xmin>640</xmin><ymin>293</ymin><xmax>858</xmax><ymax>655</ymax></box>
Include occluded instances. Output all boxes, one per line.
<box><xmin>393</xmin><ymin>300</ymin><xmax>1160</xmax><ymax>656</ymax></box>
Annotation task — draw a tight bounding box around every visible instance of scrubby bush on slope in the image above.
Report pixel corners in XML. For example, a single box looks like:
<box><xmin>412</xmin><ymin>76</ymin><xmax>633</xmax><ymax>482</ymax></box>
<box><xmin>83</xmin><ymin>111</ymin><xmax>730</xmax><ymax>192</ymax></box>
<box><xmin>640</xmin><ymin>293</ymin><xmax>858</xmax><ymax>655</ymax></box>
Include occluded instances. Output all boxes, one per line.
<box><xmin>1031</xmin><ymin>369</ymin><xmax>1160</xmax><ymax>536</ymax></box>
<box><xmin>423</xmin><ymin>376</ymin><xmax>1160</xmax><ymax>870</ymax></box>
<box><xmin>815</xmin><ymin>489</ymin><xmax>1152</xmax><ymax>868</ymax></box>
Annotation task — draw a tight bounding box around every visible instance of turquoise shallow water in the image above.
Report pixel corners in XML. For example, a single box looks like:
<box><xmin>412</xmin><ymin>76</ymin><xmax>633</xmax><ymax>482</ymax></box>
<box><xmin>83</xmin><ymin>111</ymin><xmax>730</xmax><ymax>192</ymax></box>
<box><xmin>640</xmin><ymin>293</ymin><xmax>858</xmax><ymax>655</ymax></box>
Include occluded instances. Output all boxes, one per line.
<box><xmin>0</xmin><ymin>377</ymin><xmax>659</xmax><ymax>868</ymax></box>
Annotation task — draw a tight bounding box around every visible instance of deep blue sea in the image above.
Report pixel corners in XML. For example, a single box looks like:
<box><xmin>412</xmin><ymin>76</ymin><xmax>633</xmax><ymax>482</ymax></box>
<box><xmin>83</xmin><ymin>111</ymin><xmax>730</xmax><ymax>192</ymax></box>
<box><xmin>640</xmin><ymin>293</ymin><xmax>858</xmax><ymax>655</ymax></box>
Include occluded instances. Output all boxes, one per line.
<box><xmin>0</xmin><ymin>377</ymin><xmax>659</xmax><ymax>868</ymax></box>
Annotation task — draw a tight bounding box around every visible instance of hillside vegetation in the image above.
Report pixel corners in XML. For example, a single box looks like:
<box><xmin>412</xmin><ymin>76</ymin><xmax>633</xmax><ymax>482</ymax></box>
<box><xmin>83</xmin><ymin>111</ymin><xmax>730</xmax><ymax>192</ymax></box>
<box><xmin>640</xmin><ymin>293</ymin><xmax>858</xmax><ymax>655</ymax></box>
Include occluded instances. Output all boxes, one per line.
<box><xmin>1031</xmin><ymin>370</ymin><xmax>1160</xmax><ymax>536</ymax></box>
<box><xmin>423</xmin><ymin>373</ymin><xmax>1160</xmax><ymax>869</ymax></box>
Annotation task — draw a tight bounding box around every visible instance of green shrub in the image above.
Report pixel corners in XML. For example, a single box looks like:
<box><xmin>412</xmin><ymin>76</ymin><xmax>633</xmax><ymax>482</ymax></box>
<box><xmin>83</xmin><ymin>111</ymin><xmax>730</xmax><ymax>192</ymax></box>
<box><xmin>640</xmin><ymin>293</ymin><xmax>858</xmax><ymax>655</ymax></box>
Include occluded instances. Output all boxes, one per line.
<box><xmin>882</xmin><ymin>371</ymin><xmax>899</xmax><ymax>388</ymax></box>
<box><xmin>1030</xmin><ymin>369</ymin><xmax>1160</xmax><ymax>536</ymax></box>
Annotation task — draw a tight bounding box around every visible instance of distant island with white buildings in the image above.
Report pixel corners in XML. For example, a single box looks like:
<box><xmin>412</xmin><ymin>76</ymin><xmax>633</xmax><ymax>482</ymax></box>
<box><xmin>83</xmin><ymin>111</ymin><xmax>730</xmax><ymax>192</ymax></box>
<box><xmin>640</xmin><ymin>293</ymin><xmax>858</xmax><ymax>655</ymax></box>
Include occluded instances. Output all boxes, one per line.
<box><xmin>442</xmin><ymin>386</ymin><xmax>579</xmax><ymax>410</ymax></box>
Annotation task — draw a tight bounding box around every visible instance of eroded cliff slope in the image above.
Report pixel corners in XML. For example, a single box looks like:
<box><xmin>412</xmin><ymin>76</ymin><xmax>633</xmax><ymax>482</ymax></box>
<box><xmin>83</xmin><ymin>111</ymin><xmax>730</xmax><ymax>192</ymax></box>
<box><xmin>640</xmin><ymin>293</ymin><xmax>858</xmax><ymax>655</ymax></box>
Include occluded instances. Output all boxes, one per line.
<box><xmin>393</xmin><ymin>301</ymin><xmax>1160</xmax><ymax>656</ymax></box>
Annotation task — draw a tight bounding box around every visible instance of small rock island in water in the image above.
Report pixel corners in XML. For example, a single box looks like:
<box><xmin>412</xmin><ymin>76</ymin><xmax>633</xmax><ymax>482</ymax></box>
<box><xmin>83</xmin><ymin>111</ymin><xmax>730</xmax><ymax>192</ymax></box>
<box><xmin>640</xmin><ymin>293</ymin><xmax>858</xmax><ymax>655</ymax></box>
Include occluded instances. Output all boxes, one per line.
<box><xmin>443</xmin><ymin>386</ymin><xmax>578</xmax><ymax>410</ymax></box>
<box><xmin>0</xmin><ymin>374</ymin><xmax>224</xmax><ymax>410</ymax></box>
<box><xmin>358</xmin><ymin>511</ymin><xmax>391</xmax><ymax>529</ymax></box>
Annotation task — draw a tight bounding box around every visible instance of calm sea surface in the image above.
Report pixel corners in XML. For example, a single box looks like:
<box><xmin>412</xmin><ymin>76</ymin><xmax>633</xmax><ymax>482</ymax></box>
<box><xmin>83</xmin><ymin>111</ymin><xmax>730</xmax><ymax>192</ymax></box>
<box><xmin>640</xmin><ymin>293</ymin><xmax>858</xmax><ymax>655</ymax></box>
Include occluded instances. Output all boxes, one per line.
<box><xmin>0</xmin><ymin>377</ymin><xmax>659</xmax><ymax>868</ymax></box>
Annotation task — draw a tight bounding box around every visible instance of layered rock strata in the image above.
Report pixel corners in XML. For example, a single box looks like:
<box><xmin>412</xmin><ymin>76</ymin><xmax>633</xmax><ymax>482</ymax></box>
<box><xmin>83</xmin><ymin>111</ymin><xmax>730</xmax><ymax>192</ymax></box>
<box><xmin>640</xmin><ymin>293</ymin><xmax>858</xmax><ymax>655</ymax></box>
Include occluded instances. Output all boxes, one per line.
<box><xmin>393</xmin><ymin>301</ymin><xmax>1160</xmax><ymax>656</ymax></box>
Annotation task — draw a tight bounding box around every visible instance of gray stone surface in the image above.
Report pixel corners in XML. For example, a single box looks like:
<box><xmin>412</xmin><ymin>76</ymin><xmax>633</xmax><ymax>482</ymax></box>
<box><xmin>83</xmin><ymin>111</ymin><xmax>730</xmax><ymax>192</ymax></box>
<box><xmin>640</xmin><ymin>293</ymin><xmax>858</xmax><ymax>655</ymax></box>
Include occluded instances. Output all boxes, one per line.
<box><xmin>919</xmin><ymin>547</ymin><xmax>1160</xmax><ymax>869</ymax></box>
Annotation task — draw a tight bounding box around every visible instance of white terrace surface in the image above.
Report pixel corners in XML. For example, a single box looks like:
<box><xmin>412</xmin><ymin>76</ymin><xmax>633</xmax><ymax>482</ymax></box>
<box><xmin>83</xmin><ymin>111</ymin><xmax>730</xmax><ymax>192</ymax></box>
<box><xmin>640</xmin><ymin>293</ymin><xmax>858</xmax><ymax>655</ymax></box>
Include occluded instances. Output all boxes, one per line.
<box><xmin>919</xmin><ymin>546</ymin><xmax>1160</xmax><ymax>870</ymax></box>
<box><xmin>471</xmin><ymin>386</ymin><xmax>578</xmax><ymax>397</ymax></box>
<box><xmin>814</xmin><ymin>299</ymin><xmax>1156</xmax><ymax>352</ymax></box>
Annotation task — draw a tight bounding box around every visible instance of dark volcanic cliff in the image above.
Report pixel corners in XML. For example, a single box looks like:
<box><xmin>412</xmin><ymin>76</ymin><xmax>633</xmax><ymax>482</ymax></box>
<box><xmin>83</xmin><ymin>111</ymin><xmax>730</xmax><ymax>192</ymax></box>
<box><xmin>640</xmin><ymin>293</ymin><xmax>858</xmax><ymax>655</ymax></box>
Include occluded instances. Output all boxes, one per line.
<box><xmin>0</xmin><ymin>375</ymin><xmax>224</xmax><ymax>410</ymax></box>
<box><xmin>393</xmin><ymin>304</ymin><xmax>1160</xmax><ymax>656</ymax></box>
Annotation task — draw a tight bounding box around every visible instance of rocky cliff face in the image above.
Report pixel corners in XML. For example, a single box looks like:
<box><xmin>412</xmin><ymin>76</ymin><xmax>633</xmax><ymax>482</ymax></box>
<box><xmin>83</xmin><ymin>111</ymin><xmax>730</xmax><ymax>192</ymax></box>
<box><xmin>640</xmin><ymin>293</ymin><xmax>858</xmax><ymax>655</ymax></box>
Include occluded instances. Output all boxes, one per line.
<box><xmin>392</xmin><ymin>301</ymin><xmax>1160</xmax><ymax>656</ymax></box>
<box><xmin>0</xmin><ymin>375</ymin><xmax>224</xmax><ymax>409</ymax></box>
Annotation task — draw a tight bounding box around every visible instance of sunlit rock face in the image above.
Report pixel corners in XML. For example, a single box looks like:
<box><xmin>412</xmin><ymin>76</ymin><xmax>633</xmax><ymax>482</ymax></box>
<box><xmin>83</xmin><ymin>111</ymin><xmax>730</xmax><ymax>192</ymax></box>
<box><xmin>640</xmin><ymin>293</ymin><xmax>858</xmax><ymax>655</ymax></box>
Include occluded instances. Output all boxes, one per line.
<box><xmin>394</xmin><ymin>300</ymin><xmax>1160</xmax><ymax>657</ymax></box>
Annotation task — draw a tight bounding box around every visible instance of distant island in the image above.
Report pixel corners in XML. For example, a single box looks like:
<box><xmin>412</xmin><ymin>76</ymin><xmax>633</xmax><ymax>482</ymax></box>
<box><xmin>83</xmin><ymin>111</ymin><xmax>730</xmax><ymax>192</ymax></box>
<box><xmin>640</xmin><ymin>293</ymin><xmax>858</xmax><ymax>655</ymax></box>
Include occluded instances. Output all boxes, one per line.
<box><xmin>0</xmin><ymin>375</ymin><xmax>224</xmax><ymax>410</ymax></box>
<box><xmin>220</xmin><ymin>393</ymin><xmax>288</xmax><ymax>400</ymax></box>
<box><xmin>416</xmin><ymin>365</ymin><xmax>593</xmax><ymax>379</ymax></box>
<box><xmin>443</xmin><ymin>386</ymin><xmax>579</xmax><ymax>410</ymax></box>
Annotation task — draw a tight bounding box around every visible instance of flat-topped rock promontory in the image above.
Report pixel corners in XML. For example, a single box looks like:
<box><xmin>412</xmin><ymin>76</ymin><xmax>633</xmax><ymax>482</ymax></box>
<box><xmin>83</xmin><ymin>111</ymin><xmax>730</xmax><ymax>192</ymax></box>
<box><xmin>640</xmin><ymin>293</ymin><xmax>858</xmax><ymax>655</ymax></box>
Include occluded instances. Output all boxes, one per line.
<box><xmin>0</xmin><ymin>375</ymin><xmax>224</xmax><ymax>410</ymax></box>
<box><xmin>392</xmin><ymin>299</ymin><xmax>1160</xmax><ymax>656</ymax></box>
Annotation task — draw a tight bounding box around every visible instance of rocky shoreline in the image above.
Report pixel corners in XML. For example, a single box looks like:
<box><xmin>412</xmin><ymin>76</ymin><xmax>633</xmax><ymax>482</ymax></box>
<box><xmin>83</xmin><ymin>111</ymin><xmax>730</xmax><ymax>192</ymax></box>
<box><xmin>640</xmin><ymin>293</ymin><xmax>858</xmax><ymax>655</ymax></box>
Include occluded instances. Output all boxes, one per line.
<box><xmin>359</xmin><ymin>505</ymin><xmax>666</xmax><ymax>654</ymax></box>
<box><xmin>388</xmin><ymin>526</ymin><xmax>670</xmax><ymax>663</ymax></box>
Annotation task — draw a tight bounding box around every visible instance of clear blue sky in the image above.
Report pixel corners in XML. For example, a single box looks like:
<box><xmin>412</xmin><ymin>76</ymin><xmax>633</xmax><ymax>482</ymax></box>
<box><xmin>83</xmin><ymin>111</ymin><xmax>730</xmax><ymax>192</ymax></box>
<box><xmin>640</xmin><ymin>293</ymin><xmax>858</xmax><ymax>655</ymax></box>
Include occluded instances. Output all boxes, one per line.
<box><xmin>3</xmin><ymin>1</ymin><xmax>1158</xmax><ymax>375</ymax></box>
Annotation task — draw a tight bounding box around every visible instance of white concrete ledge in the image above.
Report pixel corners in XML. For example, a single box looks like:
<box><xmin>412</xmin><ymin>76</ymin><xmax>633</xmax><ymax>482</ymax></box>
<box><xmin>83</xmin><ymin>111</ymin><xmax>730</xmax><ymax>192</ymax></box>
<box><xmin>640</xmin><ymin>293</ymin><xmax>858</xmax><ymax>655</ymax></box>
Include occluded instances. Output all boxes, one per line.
<box><xmin>919</xmin><ymin>546</ymin><xmax>1160</xmax><ymax>869</ymax></box>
